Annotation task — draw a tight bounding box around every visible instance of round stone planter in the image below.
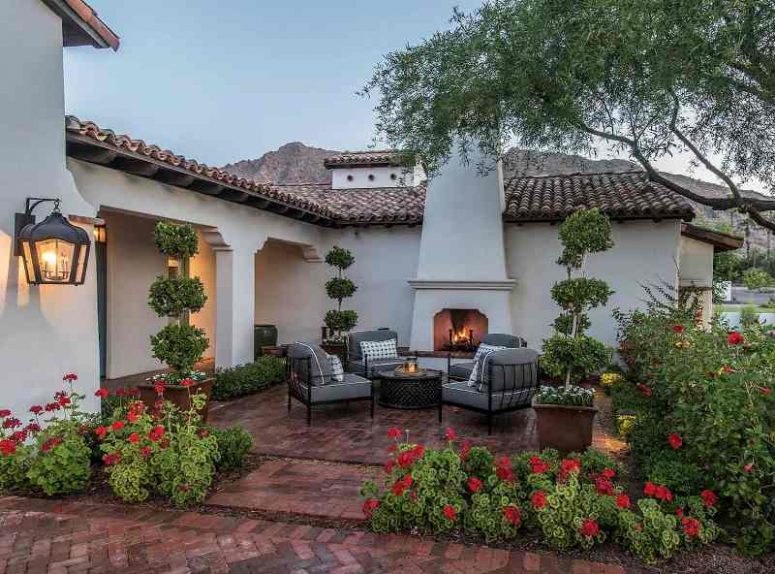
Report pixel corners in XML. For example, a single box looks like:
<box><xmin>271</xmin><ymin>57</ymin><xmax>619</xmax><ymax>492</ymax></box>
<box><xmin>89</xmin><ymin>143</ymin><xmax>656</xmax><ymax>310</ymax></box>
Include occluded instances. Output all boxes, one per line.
<box><xmin>138</xmin><ymin>378</ymin><xmax>213</xmax><ymax>422</ymax></box>
<box><xmin>533</xmin><ymin>402</ymin><xmax>598</xmax><ymax>453</ymax></box>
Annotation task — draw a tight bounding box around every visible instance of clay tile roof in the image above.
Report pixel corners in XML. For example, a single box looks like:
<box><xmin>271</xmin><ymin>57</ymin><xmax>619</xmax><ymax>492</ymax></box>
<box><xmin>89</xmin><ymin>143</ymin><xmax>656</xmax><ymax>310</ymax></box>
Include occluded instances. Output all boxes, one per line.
<box><xmin>43</xmin><ymin>0</ymin><xmax>120</xmax><ymax>50</ymax></box>
<box><xmin>503</xmin><ymin>171</ymin><xmax>695</xmax><ymax>222</ymax></box>
<box><xmin>267</xmin><ymin>183</ymin><xmax>426</xmax><ymax>225</ymax></box>
<box><xmin>323</xmin><ymin>150</ymin><xmax>405</xmax><ymax>168</ymax></box>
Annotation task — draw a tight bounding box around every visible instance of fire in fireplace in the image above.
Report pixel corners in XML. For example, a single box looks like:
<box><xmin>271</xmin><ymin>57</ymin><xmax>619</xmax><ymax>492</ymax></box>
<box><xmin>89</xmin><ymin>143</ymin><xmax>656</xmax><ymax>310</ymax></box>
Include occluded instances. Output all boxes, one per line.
<box><xmin>433</xmin><ymin>309</ymin><xmax>488</xmax><ymax>352</ymax></box>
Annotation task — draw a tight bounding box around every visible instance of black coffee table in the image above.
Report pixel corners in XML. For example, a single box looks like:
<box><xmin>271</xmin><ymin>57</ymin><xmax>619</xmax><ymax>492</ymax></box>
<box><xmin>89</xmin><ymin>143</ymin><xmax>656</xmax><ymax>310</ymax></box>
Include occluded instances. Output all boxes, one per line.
<box><xmin>377</xmin><ymin>369</ymin><xmax>443</xmax><ymax>409</ymax></box>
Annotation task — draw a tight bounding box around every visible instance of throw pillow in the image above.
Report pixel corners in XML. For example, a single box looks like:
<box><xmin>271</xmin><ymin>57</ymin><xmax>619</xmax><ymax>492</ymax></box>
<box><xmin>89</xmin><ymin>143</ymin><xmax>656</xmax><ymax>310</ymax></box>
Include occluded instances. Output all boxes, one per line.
<box><xmin>328</xmin><ymin>354</ymin><xmax>345</xmax><ymax>383</ymax></box>
<box><xmin>467</xmin><ymin>344</ymin><xmax>507</xmax><ymax>388</ymax></box>
<box><xmin>360</xmin><ymin>339</ymin><xmax>399</xmax><ymax>361</ymax></box>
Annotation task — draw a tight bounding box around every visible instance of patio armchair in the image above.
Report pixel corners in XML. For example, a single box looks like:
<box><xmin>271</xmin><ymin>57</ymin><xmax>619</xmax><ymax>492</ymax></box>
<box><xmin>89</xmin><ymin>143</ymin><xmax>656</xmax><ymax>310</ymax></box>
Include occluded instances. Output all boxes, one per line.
<box><xmin>286</xmin><ymin>342</ymin><xmax>374</xmax><ymax>425</ymax></box>
<box><xmin>347</xmin><ymin>329</ymin><xmax>403</xmax><ymax>378</ymax></box>
<box><xmin>440</xmin><ymin>347</ymin><xmax>539</xmax><ymax>434</ymax></box>
<box><xmin>447</xmin><ymin>333</ymin><xmax>527</xmax><ymax>381</ymax></box>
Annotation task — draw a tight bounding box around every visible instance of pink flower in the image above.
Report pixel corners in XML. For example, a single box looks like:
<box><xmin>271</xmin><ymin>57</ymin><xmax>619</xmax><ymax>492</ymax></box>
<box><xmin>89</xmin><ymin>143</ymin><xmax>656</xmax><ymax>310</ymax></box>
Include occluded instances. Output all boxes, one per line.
<box><xmin>743</xmin><ymin>462</ymin><xmax>755</xmax><ymax>473</ymax></box>
<box><xmin>727</xmin><ymin>331</ymin><xmax>744</xmax><ymax>345</ymax></box>
<box><xmin>467</xmin><ymin>477</ymin><xmax>483</xmax><ymax>493</ymax></box>
<box><xmin>668</xmin><ymin>433</ymin><xmax>683</xmax><ymax>450</ymax></box>
<box><xmin>442</xmin><ymin>505</ymin><xmax>457</xmax><ymax>521</ymax></box>
<box><xmin>580</xmin><ymin>519</ymin><xmax>600</xmax><ymax>538</ymax></box>
<box><xmin>502</xmin><ymin>505</ymin><xmax>521</xmax><ymax>526</ymax></box>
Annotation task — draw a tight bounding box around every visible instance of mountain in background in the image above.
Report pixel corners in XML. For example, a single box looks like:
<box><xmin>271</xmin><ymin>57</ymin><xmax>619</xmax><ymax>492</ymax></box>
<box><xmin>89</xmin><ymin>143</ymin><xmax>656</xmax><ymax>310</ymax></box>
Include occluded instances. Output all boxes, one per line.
<box><xmin>223</xmin><ymin>143</ymin><xmax>771</xmax><ymax>249</ymax></box>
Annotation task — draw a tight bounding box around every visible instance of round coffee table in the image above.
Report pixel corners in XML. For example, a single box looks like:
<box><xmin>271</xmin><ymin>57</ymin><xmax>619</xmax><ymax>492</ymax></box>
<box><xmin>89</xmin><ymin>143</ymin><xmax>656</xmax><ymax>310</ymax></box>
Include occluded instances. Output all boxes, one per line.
<box><xmin>377</xmin><ymin>369</ymin><xmax>443</xmax><ymax>409</ymax></box>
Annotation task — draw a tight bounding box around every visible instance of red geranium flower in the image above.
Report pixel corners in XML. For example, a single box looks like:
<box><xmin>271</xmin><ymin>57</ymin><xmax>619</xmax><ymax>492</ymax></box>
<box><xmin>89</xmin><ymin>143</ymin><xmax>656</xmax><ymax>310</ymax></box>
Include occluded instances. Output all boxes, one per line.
<box><xmin>700</xmin><ymin>490</ymin><xmax>717</xmax><ymax>507</ymax></box>
<box><xmin>595</xmin><ymin>477</ymin><xmax>614</xmax><ymax>495</ymax></box>
<box><xmin>57</xmin><ymin>395</ymin><xmax>71</xmax><ymax>407</ymax></box>
<box><xmin>387</xmin><ymin>427</ymin><xmax>402</xmax><ymax>440</ymax></box>
<box><xmin>24</xmin><ymin>423</ymin><xmax>41</xmax><ymax>434</ymax></box>
<box><xmin>467</xmin><ymin>477</ymin><xmax>483</xmax><ymax>493</ymax></box>
<box><xmin>616</xmin><ymin>494</ymin><xmax>631</xmax><ymax>509</ymax></box>
<box><xmin>62</xmin><ymin>373</ymin><xmax>78</xmax><ymax>382</ymax></box>
<box><xmin>111</xmin><ymin>420</ymin><xmax>125</xmax><ymax>432</ymax></box>
<box><xmin>743</xmin><ymin>462</ymin><xmax>754</xmax><ymax>473</ymax></box>
<box><xmin>128</xmin><ymin>433</ymin><xmax>140</xmax><ymax>444</ymax></box>
<box><xmin>636</xmin><ymin>383</ymin><xmax>653</xmax><ymax>397</ymax></box>
<box><xmin>580</xmin><ymin>519</ymin><xmax>600</xmax><ymax>538</ymax></box>
<box><xmin>392</xmin><ymin>475</ymin><xmax>413</xmax><ymax>496</ymax></box>
<box><xmin>460</xmin><ymin>440</ymin><xmax>471</xmax><ymax>461</ymax></box>
<box><xmin>29</xmin><ymin>405</ymin><xmax>43</xmax><ymax>415</ymax></box>
<box><xmin>0</xmin><ymin>409</ymin><xmax>11</xmax><ymax>418</ymax></box>
<box><xmin>531</xmin><ymin>490</ymin><xmax>547</xmax><ymax>509</ymax></box>
<box><xmin>444</xmin><ymin>427</ymin><xmax>457</xmax><ymax>441</ymax></box>
<box><xmin>11</xmin><ymin>430</ymin><xmax>27</xmax><ymax>443</ymax></box>
<box><xmin>384</xmin><ymin>459</ymin><xmax>394</xmax><ymax>474</ymax></box>
<box><xmin>502</xmin><ymin>505</ymin><xmax>521</xmax><ymax>526</ymax></box>
<box><xmin>0</xmin><ymin>439</ymin><xmax>17</xmax><ymax>456</ymax></box>
<box><xmin>179</xmin><ymin>378</ymin><xmax>194</xmax><ymax>387</ymax></box>
<box><xmin>362</xmin><ymin>498</ymin><xmax>380</xmax><ymax>518</ymax></box>
<box><xmin>560</xmin><ymin>458</ymin><xmax>581</xmax><ymax>479</ymax></box>
<box><xmin>675</xmin><ymin>507</ymin><xmax>684</xmax><ymax>517</ymax></box>
<box><xmin>2</xmin><ymin>418</ymin><xmax>21</xmax><ymax>429</ymax></box>
<box><xmin>672</xmin><ymin>325</ymin><xmax>685</xmax><ymax>334</ymax></box>
<box><xmin>102</xmin><ymin>452</ymin><xmax>121</xmax><ymax>466</ymax></box>
<box><xmin>601</xmin><ymin>468</ymin><xmax>616</xmax><ymax>479</ymax></box>
<box><xmin>154</xmin><ymin>382</ymin><xmax>166</xmax><ymax>395</ymax></box>
<box><xmin>644</xmin><ymin>481</ymin><xmax>657</xmax><ymax>496</ymax></box>
<box><xmin>682</xmin><ymin>517</ymin><xmax>701</xmax><ymax>538</ymax></box>
<box><xmin>655</xmin><ymin>485</ymin><xmax>673</xmax><ymax>502</ymax></box>
<box><xmin>759</xmin><ymin>386</ymin><xmax>772</xmax><ymax>396</ymax></box>
<box><xmin>668</xmin><ymin>433</ymin><xmax>683</xmax><ymax>450</ymax></box>
<box><xmin>140</xmin><ymin>446</ymin><xmax>153</xmax><ymax>458</ymax></box>
<box><xmin>127</xmin><ymin>411</ymin><xmax>139</xmax><ymax>424</ymax></box>
<box><xmin>40</xmin><ymin>437</ymin><xmax>62</xmax><ymax>453</ymax></box>
<box><xmin>148</xmin><ymin>425</ymin><xmax>165</xmax><ymax>442</ymax></box>
<box><xmin>95</xmin><ymin>388</ymin><xmax>109</xmax><ymax>399</ymax></box>
<box><xmin>727</xmin><ymin>331</ymin><xmax>744</xmax><ymax>345</ymax></box>
<box><xmin>95</xmin><ymin>426</ymin><xmax>107</xmax><ymax>439</ymax></box>
<box><xmin>496</xmin><ymin>455</ymin><xmax>515</xmax><ymax>482</ymax></box>
<box><xmin>442</xmin><ymin>504</ymin><xmax>457</xmax><ymax>521</ymax></box>
<box><xmin>528</xmin><ymin>455</ymin><xmax>549</xmax><ymax>474</ymax></box>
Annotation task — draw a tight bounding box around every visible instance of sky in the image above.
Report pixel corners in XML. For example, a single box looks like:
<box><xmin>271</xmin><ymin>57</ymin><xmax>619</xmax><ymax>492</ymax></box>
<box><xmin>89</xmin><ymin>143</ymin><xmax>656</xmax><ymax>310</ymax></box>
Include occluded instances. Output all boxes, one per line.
<box><xmin>64</xmin><ymin>0</ymin><xmax>766</xmax><ymax>192</ymax></box>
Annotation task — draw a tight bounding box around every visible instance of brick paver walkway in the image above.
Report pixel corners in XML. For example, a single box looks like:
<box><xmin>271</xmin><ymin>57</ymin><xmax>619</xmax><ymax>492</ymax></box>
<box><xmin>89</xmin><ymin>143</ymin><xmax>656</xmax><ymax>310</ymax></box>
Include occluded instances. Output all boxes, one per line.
<box><xmin>0</xmin><ymin>496</ymin><xmax>643</xmax><ymax>573</ymax></box>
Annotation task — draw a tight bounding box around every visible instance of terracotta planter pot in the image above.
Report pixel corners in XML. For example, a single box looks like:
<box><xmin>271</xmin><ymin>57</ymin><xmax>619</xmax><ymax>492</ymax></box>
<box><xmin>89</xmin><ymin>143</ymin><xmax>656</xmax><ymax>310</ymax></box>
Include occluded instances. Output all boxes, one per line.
<box><xmin>533</xmin><ymin>402</ymin><xmax>598</xmax><ymax>453</ymax></box>
<box><xmin>138</xmin><ymin>378</ymin><xmax>213</xmax><ymax>422</ymax></box>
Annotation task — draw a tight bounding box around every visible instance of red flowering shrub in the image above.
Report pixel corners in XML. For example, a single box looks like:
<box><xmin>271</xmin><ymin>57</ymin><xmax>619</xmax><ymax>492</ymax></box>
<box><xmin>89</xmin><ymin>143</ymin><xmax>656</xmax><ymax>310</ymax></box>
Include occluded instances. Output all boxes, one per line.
<box><xmin>361</xmin><ymin>431</ymin><xmax>718</xmax><ymax>563</ymax></box>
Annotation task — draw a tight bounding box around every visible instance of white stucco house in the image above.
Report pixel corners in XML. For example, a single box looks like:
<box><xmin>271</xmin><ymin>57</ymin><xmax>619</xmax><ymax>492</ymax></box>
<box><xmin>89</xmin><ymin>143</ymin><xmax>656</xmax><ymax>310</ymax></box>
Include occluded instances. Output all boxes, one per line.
<box><xmin>1</xmin><ymin>0</ymin><xmax>741</xmax><ymax>417</ymax></box>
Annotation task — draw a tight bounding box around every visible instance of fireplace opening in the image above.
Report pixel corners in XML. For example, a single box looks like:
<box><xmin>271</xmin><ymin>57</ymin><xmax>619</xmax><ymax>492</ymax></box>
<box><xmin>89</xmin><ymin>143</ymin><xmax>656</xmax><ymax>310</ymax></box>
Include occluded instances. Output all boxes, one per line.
<box><xmin>433</xmin><ymin>309</ymin><xmax>488</xmax><ymax>352</ymax></box>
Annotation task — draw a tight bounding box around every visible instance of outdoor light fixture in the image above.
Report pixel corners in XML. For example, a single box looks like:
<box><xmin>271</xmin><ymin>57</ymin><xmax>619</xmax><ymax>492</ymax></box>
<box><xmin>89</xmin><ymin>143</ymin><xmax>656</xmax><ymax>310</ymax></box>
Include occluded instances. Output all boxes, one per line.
<box><xmin>14</xmin><ymin>198</ymin><xmax>91</xmax><ymax>285</ymax></box>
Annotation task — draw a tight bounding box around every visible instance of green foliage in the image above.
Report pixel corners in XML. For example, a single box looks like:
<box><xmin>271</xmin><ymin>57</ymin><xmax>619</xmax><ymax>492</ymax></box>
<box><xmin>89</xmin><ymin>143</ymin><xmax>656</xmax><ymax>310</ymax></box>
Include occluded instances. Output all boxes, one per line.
<box><xmin>553</xmin><ymin>313</ymin><xmax>590</xmax><ymax>336</ymax></box>
<box><xmin>535</xmin><ymin>384</ymin><xmax>595</xmax><ymax>407</ymax></box>
<box><xmin>151</xmin><ymin>324</ymin><xmax>209</xmax><ymax>372</ymax></box>
<box><xmin>551</xmin><ymin>279</ymin><xmax>612</xmax><ymax>314</ymax></box>
<box><xmin>541</xmin><ymin>336</ymin><xmax>610</xmax><ymax>384</ymax></box>
<box><xmin>154</xmin><ymin>222</ymin><xmax>198</xmax><ymax>259</ymax></box>
<box><xmin>615</xmin><ymin>296</ymin><xmax>775</xmax><ymax>555</ymax></box>
<box><xmin>739</xmin><ymin>305</ymin><xmax>761</xmax><ymax>328</ymax></box>
<box><xmin>557</xmin><ymin>210</ymin><xmax>614</xmax><ymax>269</ymax></box>
<box><xmin>743</xmin><ymin>267</ymin><xmax>773</xmax><ymax>290</ymax></box>
<box><xmin>0</xmin><ymin>447</ymin><xmax>30</xmax><ymax>492</ymax></box>
<box><xmin>324</xmin><ymin>245</ymin><xmax>355</xmax><ymax>270</ymax></box>
<box><xmin>212</xmin><ymin>356</ymin><xmax>285</xmax><ymax>401</ymax></box>
<box><xmin>361</xmin><ymin>436</ymin><xmax>717</xmax><ymax>564</ymax></box>
<box><xmin>324</xmin><ymin>310</ymin><xmax>359</xmax><ymax>334</ymax></box>
<box><xmin>210</xmin><ymin>426</ymin><xmax>253</xmax><ymax>471</ymax></box>
<box><xmin>325</xmin><ymin>277</ymin><xmax>357</xmax><ymax>300</ymax></box>
<box><xmin>27</xmin><ymin>430</ymin><xmax>91</xmax><ymax>496</ymax></box>
<box><xmin>148</xmin><ymin>276</ymin><xmax>207</xmax><ymax>317</ymax></box>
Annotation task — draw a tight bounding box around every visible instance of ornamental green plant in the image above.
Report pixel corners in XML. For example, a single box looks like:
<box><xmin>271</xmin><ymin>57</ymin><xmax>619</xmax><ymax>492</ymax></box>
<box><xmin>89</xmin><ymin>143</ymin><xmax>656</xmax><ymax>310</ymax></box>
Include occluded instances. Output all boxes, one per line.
<box><xmin>212</xmin><ymin>356</ymin><xmax>285</xmax><ymax>401</ymax></box>
<box><xmin>539</xmin><ymin>209</ymin><xmax>613</xmax><ymax>404</ymax></box>
<box><xmin>323</xmin><ymin>246</ymin><xmax>358</xmax><ymax>341</ymax></box>
<box><xmin>360</xmin><ymin>429</ymin><xmax>718</xmax><ymax>565</ymax></box>
<box><xmin>614</xmin><ymin>291</ymin><xmax>775</xmax><ymax>555</ymax></box>
<box><xmin>149</xmin><ymin>222</ymin><xmax>208</xmax><ymax>378</ymax></box>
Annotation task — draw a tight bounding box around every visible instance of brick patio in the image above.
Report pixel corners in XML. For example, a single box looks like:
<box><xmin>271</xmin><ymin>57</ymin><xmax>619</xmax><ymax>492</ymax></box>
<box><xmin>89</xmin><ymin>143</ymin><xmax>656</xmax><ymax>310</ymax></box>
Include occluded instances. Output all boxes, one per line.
<box><xmin>0</xmin><ymin>496</ymin><xmax>646</xmax><ymax>573</ymax></box>
<box><xmin>206</xmin><ymin>385</ymin><xmax>626</xmax><ymax>465</ymax></box>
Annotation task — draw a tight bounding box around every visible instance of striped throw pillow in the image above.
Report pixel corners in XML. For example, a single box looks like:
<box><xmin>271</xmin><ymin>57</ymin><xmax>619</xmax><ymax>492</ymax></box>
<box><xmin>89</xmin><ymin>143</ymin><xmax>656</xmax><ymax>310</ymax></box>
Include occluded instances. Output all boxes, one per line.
<box><xmin>328</xmin><ymin>354</ymin><xmax>345</xmax><ymax>383</ymax></box>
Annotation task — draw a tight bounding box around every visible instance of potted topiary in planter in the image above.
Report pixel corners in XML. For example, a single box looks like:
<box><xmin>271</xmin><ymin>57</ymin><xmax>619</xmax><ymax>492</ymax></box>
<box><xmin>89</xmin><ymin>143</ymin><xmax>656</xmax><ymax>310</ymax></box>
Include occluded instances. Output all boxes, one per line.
<box><xmin>534</xmin><ymin>208</ymin><xmax>614</xmax><ymax>452</ymax></box>
<box><xmin>321</xmin><ymin>246</ymin><xmax>358</xmax><ymax>366</ymax></box>
<box><xmin>139</xmin><ymin>222</ymin><xmax>212</xmax><ymax>419</ymax></box>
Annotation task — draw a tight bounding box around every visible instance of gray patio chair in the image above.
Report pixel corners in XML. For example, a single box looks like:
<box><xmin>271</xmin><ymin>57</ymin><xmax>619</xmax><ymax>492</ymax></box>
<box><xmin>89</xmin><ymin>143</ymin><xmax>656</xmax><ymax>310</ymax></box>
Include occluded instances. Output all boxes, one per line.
<box><xmin>347</xmin><ymin>329</ymin><xmax>403</xmax><ymax>378</ymax></box>
<box><xmin>440</xmin><ymin>347</ymin><xmax>539</xmax><ymax>434</ymax></box>
<box><xmin>286</xmin><ymin>342</ymin><xmax>374</xmax><ymax>425</ymax></box>
<box><xmin>447</xmin><ymin>333</ymin><xmax>528</xmax><ymax>381</ymax></box>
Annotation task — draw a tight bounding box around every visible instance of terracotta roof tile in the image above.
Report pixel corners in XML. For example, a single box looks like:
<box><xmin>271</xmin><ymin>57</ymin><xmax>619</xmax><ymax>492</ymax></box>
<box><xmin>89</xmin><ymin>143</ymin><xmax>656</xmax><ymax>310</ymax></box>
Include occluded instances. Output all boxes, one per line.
<box><xmin>324</xmin><ymin>151</ymin><xmax>405</xmax><ymax>168</ymax></box>
<box><xmin>503</xmin><ymin>171</ymin><xmax>695</xmax><ymax>222</ymax></box>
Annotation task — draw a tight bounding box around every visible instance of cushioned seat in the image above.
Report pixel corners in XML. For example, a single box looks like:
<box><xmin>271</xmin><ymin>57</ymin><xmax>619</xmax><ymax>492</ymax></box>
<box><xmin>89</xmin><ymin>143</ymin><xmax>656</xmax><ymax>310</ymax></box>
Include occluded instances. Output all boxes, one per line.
<box><xmin>442</xmin><ymin>381</ymin><xmax>534</xmax><ymax>411</ymax></box>
<box><xmin>448</xmin><ymin>362</ymin><xmax>475</xmax><ymax>380</ymax></box>
<box><xmin>299</xmin><ymin>373</ymin><xmax>372</xmax><ymax>402</ymax></box>
<box><xmin>350</xmin><ymin>357</ymin><xmax>404</xmax><ymax>377</ymax></box>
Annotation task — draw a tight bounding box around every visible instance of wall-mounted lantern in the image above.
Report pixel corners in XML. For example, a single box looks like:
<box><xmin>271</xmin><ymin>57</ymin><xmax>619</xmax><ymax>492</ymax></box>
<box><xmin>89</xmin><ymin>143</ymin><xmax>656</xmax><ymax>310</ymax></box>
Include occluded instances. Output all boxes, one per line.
<box><xmin>14</xmin><ymin>198</ymin><xmax>91</xmax><ymax>285</ymax></box>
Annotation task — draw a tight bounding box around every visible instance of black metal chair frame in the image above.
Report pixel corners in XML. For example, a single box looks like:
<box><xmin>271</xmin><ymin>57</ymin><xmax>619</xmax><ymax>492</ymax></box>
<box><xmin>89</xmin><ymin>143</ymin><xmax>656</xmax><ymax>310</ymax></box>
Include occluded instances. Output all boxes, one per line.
<box><xmin>286</xmin><ymin>355</ymin><xmax>374</xmax><ymax>425</ymax></box>
<box><xmin>440</xmin><ymin>360</ymin><xmax>538</xmax><ymax>435</ymax></box>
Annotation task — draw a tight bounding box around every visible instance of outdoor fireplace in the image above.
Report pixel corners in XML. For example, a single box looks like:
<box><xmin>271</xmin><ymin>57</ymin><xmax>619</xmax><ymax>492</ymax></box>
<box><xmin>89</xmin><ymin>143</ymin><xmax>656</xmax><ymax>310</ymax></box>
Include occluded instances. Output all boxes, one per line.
<box><xmin>433</xmin><ymin>309</ymin><xmax>488</xmax><ymax>352</ymax></box>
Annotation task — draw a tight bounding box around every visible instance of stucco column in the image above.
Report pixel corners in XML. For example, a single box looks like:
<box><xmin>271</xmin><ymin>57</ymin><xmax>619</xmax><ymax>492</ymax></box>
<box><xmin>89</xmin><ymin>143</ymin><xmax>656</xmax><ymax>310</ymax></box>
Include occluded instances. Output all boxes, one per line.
<box><xmin>214</xmin><ymin>247</ymin><xmax>255</xmax><ymax>368</ymax></box>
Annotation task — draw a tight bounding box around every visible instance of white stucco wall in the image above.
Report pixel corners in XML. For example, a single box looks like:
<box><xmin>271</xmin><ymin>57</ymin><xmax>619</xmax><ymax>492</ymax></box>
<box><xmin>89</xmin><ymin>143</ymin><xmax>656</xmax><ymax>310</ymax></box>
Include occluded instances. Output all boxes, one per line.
<box><xmin>255</xmin><ymin>227</ymin><xmax>421</xmax><ymax>346</ymax></box>
<box><xmin>678</xmin><ymin>235</ymin><xmax>715</xmax><ymax>322</ymax></box>
<box><xmin>505</xmin><ymin>220</ymin><xmax>682</xmax><ymax>349</ymax></box>
<box><xmin>331</xmin><ymin>165</ymin><xmax>424</xmax><ymax>189</ymax></box>
<box><xmin>190</xmin><ymin>230</ymin><xmax>217</xmax><ymax>358</ymax></box>
<box><xmin>0</xmin><ymin>0</ymin><xmax>100</xmax><ymax>416</ymax></box>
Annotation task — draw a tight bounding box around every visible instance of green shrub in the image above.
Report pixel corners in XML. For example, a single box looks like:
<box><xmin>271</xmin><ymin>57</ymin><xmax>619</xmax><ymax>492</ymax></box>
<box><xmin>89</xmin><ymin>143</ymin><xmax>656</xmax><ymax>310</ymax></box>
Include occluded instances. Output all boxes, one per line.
<box><xmin>323</xmin><ymin>246</ymin><xmax>358</xmax><ymax>341</ymax></box>
<box><xmin>27</xmin><ymin>430</ymin><xmax>91</xmax><ymax>496</ymax></box>
<box><xmin>151</xmin><ymin>323</ymin><xmax>209</xmax><ymax>372</ymax></box>
<box><xmin>210</xmin><ymin>426</ymin><xmax>253</xmax><ymax>471</ymax></box>
<box><xmin>148</xmin><ymin>276</ymin><xmax>207</xmax><ymax>317</ymax></box>
<box><xmin>212</xmin><ymin>356</ymin><xmax>285</xmax><ymax>401</ymax></box>
<box><xmin>154</xmin><ymin>221</ymin><xmax>198</xmax><ymax>258</ymax></box>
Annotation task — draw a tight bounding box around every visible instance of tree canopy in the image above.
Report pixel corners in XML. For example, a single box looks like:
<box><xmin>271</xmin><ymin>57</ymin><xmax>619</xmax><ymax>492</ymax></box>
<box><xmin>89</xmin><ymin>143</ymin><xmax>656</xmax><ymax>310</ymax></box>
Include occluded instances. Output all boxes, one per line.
<box><xmin>363</xmin><ymin>0</ymin><xmax>775</xmax><ymax>229</ymax></box>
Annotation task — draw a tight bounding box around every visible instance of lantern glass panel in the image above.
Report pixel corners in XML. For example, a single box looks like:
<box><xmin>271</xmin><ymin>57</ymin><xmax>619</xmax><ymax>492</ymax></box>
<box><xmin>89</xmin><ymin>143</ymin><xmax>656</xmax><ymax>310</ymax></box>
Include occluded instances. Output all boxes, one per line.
<box><xmin>74</xmin><ymin>244</ymin><xmax>88</xmax><ymax>284</ymax></box>
<box><xmin>35</xmin><ymin>238</ymin><xmax>74</xmax><ymax>283</ymax></box>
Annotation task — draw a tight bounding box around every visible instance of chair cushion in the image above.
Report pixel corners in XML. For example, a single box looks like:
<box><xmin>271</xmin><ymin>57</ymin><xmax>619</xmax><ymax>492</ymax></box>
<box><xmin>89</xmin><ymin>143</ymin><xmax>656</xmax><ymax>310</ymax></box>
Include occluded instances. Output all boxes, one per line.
<box><xmin>469</xmin><ymin>344</ymin><xmax>507</xmax><ymax>388</ymax></box>
<box><xmin>442</xmin><ymin>381</ymin><xmax>535</xmax><ymax>411</ymax></box>
<box><xmin>479</xmin><ymin>348</ymin><xmax>540</xmax><ymax>392</ymax></box>
<box><xmin>328</xmin><ymin>354</ymin><xmax>344</xmax><ymax>383</ymax></box>
<box><xmin>348</xmin><ymin>330</ymin><xmax>398</xmax><ymax>361</ymax></box>
<box><xmin>360</xmin><ymin>339</ymin><xmax>399</xmax><ymax>361</ymax></box>
<box><xmin>349</xmin><ymin>357</ymin><xmax>404</xmax><ymax>377</ymax></box>
<box><xmin>481</xmin><ymin>333</ymin><xmax>525</xmax><ymax>348</ymax></box>
<box><xmin>448</xmin><ymin>362</ymin><xmax>475</xmax><ymax>380</ymax></box>
<box><xmin>288</xmin><ymin>342</ymin><xmax>333</xmax><ymax>386</ymax></box>
<box><xmin>299</xmin><ymin>375</ymin><xmax>371</xmax><ymax>403</ymax></box>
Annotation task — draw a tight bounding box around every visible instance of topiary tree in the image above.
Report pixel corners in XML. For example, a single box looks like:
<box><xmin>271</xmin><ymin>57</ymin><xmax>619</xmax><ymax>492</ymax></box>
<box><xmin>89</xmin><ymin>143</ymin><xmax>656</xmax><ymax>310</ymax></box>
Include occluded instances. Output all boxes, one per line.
<box><xmin>148</xmin><ymin>222</ymin><xmax>209</xmax><ymax>378</ymax></box>
<box><xmin>323</xmin><ymin>246</ymin><xmax>358</xmax><ymax>341</ymax></box>
<box><xmin>542</xmin><ymin>209</ymin><xmax>614</xmax><ymax>388</ymax></box>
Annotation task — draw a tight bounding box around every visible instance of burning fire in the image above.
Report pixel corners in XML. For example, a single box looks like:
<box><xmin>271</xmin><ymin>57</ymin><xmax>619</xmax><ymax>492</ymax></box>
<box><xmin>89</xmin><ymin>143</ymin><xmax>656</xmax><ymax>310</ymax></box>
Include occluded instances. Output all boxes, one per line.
<box><xmin>451</xmin><ymin>328</ymin><xmax>474</xmax><ymax>346</ymax></box>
